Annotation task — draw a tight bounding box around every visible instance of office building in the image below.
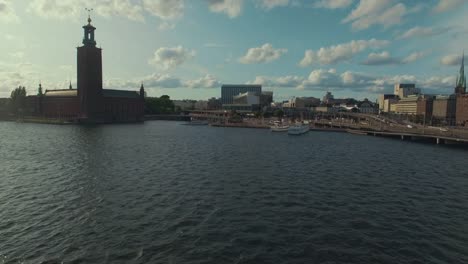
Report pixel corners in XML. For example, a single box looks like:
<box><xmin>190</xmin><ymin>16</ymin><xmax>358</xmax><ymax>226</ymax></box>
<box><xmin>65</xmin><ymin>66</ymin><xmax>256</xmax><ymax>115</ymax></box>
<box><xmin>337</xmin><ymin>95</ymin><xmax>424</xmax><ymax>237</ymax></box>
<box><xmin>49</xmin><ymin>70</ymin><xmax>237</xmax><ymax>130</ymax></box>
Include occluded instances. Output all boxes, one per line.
<box><xmin>394</xmin><ymin>83</ymin><xmax>420</xmax><ymax>98</ymax></box>
<box><xmin>221</xmin><ymin>84</ymin><xmax>261</xmax><ymax>104</ymax></box>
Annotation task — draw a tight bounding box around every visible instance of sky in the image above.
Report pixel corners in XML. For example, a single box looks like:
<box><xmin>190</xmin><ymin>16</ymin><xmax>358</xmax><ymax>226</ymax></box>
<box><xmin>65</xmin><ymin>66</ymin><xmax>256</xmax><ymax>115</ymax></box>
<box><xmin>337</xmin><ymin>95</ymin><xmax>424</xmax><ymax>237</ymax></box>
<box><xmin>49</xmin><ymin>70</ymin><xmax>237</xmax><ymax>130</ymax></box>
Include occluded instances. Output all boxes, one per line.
<box><xmin>0</xmin><ymin>0</ymin><xmax>467</xmax><ymax>102</ymax></box>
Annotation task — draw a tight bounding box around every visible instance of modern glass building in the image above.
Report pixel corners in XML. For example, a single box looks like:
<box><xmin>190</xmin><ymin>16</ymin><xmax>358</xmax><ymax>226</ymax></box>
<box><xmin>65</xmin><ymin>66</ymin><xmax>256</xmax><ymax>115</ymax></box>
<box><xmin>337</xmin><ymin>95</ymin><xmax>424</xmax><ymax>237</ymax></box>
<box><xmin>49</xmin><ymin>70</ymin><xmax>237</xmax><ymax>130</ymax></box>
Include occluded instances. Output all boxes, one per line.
<box><xmin>221</xmin><ymin>84</ymin><xmax>262</xmax><ymax>104</ymax></box>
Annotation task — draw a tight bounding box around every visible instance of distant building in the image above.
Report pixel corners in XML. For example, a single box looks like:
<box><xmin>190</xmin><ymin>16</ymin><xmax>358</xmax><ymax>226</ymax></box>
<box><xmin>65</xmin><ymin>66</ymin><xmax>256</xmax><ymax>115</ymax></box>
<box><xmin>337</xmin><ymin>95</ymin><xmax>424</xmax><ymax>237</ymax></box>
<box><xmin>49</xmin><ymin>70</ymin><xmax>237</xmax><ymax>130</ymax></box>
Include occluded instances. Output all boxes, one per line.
<box><xmin>313</xmin><ymin>106</ymin><xmax>337</xmax><ymax>113</ymax></box>
<box><xmin>455</xmin><ymin>53</ymin><xmax>468</xmax><ymax>126</ymax></box>
<box><xmin>223</xmin><ymin>91</ymin><xmax>261</xmax><ymax>112</ymax></box>
<box><xmin>416</xmin><ymin>96</ymin><xmax>434</xmax><ymax>118</ymax></box>
<box><xmin>394</xmin><ymin>83</ymin><xmax>420</xmax><ymax>98</ymax></box>
<box><xmin>23</xmin><ymin>16</ymin><xmax>144</xmax><ymax>123</ymax></box>
<box><xmin>322</xmin><ymin>91</ymin><xmax>334</xmax><ymax>104</ymax></box>
<box><xmin>283</xmin><ymin>97</ymin><xmax>320</xmax><ymax>108</ymax></box>
<box><xmin>221</xmin><ymin>84</ymin><xmax>261</xmax><ymax>105</ymax></box>
<box><xmin>392</xmin><ymin>95</ymin><xmax>420</xmax><ymax>114</ymax></box>
<box><xmin>233</xmin><ymin>92</ymin><xmax>260</xmax><ymax>105</ymax></box>
<box><xmin>173</xmin><ymin>100</ymin><xmax>196</xmax><ymax>111</ymax></box>
<box><xmin>378</xmin><ymin>94</ymin><xmax>398</xmax><ymax>112</ymax></box>
<box><xmin>194</xmin><ymin>100</ymin><xmax>208</xmax><ymax>110</ymax></box>
<box><xmin>207</xmin><ymin>97</ymin><xmax>222</xmax><ymax>110</ymax></box>
<box><xmin>357</xmin><ymin>99</ymin><xmax>378</xmax><ymax>114</ymax></box>
<box><xmin>260</xmin><ymin>91</ymin><xmax>273</xmax><ymax>107</ymax></box>
<box><xmin>456</xmin><ymin>95</ymin><xmax>468</xmax><ymax>126</ymax></box>
<box><xmin>432</xmin><ymin>95</ymin><xmax>456</xmax><ymax>125</ymax></box>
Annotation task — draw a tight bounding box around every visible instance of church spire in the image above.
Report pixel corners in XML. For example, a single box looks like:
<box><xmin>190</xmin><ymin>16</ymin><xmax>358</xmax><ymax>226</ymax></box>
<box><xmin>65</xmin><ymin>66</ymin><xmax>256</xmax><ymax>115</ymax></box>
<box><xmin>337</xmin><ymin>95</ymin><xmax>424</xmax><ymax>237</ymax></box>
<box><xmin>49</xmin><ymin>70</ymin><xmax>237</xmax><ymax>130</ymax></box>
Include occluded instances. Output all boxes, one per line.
<box><xmin>38</xmin><ymin>82</ymin><xmax>43</xmax><ymax>96</ymax></box>
<box><xmin>69</xmin><ymin>81</ymin><xmax>73</xmax><ymax>90</ymax></box>
<box><xmin>457</xmin><ymin>51</ymin><xmax>465</xmax><ymax>87</ymax></box>
<box><xmin>455</xmin><ymin>51</ymin><xmax>466</xmax><ymax>95</ymax></box>
<box><xmin>140</xmin><ymin>83</ymin><xmax>145</xmax><ymax>100</ymax></box>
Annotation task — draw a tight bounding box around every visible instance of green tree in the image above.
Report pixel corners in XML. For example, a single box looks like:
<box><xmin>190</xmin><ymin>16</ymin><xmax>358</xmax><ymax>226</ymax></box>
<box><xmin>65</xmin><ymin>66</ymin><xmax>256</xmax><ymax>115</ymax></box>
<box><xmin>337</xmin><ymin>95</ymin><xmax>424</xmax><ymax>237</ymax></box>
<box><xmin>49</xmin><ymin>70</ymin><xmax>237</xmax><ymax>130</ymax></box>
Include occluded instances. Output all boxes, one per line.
<box><xmin>273</xmin><ymin>109</ymin><xmax>284</xmax><ymax>118</ymax></box>
<box><xmin>145</xmin><ymin>95</ymin><xmax>175</xmax><ymax>114</ymax></box>
<box><xmin>10</xmin><ymin>86</ymin><xmax>27</xmax><ymax>114</ymax></box>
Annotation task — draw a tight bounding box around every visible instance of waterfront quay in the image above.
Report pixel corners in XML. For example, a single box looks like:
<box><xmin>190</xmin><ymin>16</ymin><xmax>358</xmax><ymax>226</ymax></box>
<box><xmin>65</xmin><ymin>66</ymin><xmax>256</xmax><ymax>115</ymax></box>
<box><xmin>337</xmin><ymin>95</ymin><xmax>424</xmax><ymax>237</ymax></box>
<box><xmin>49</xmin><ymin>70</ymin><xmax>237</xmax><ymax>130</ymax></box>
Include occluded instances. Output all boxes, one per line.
<box><xmin>189</xmin><ymin>110</ymin><xmax>468</xmax><ymax>146</ymax></box>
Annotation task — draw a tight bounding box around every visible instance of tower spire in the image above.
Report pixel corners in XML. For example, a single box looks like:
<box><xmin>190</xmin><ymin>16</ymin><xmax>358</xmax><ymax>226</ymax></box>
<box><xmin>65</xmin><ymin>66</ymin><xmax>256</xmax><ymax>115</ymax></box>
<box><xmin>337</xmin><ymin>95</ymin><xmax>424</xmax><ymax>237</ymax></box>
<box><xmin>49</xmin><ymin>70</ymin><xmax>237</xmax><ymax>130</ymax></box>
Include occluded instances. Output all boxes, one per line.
<box><xmin>457</xmin><ymin>50</ymin><xmax>466</xmax><ymax>88</ymax></box>
<box><xmin>38</xmin><ymin>82</ymin><xmax>43</xmax><ymax>96</ymax></box>
<box><xmin>82</xmin><ymin>8</ymin><xmax>96</xmax><ymax>47</ymax></box>
<box><xmin>455</xmin><ymin>50</ymin><xmax>466</xmax><ymax>94</ymax></box>
<box><xmin>85</xmin><ymin>8</ymin><xmax>93</xmax><ymax>24</ymax></box>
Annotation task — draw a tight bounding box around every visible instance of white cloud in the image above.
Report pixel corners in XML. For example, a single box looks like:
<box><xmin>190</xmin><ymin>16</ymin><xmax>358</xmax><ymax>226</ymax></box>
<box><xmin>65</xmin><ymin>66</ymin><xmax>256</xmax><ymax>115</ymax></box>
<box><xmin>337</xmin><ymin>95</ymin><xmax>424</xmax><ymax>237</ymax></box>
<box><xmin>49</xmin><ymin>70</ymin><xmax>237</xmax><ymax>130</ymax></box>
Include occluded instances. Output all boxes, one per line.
<box><xmin>362</xmin><ymin>51</ymin><xmax>399</xmax><ymax>65</ymax></box>
<box><xmin>206</xmin><ymin>0</ymin><xmax>243</xmax><ymax>18</ymax></box>
<box><xmin>433</xmin><ymin>0</ymin><xmax>465</xmax><ymax>13</ymax></box>
<box><xmin>28</xmin><ymin>0</ymin><xmax>81</xmax><ymax>20</ymax></box>
<box><xmin>158</xmin><ymin>21</ymin><xmax>176</xmax><ymax>31</ymax></box>
<box><xmin>361</xmin><ymin>51</ymin><xmax>425</xmax><ymax>65</ymax></box>
<box><xmin>0</xmin><ymin>0</ymin><xmax>19</xmax><ymax>23</ymax></box>
<box><xmin>144</xmin><ymin>73</ymin><xmax>183</xmax><ymax>88</ymax></box>
<box><xmin>148</xmin><ymin>46</ymin><xmax>196</xmax><ymax>69</ymax></box>
<box><xmin>112</xmin><ymin>73</ymin><xmax>221</xmax><ymax>89</ymax></box>
<box><xmin>143</xmin><ymin>0</ymin><xmax>184</xmax><ymax>20</ymax></box>
<box><xmin>402</xmin><ymin>52</ymin><xmax>425</xmax><ymax>64</ymax></box>
<box><xmin>95</xmin><ymin>0</ymin><xmax>144</xmax><ymax>22</ymax></box>
<box><xmin>249</xmin><ymin>75</ymin><xmax>305</xmax><ymax>87</ymax></box>
<box><xmin>398</xmin><ymin>26</ymin><xmax>448</xmax><ymax>40</ymax></box>
<box><xmin>0</xmin><ymin>61</ymin><xmax>68</xmax><ymax>97</ymax></box>
<box><xmin>299</xmin><ymin>39</ymin><xmax>389</xmax><ymax>66</ymax></box>
<box><xmin>342</xmin><ymin>0</ymin><xmax>408</xmax><ymax>31</ymax></box>
<box><xmin>184</xmin><ymin>74</ymin><xmax>221</xmax><ymax>88</ymax></box>
<box><xmin>28</xmin><ymin>0</ymin><xmax>144</xmax><ymax>21</ymax></box>
<box><xmin>248</xmin><ymin>68</ymin><xmax>454</xmax><ymax>94</ymax></box>
<box><xmin>313</xmin><ymin>0</ymin><xmax>353</xmax><ymax>9</ymax></box>
<box><xmin>239</xmin><ymin>43</ymin><xmax>287</xmax><ymax>64</ymax></box>
<box><xmin>440</xmin><ymin>54</ymin><xmax>466</xmax><ymax>66</ymax></box>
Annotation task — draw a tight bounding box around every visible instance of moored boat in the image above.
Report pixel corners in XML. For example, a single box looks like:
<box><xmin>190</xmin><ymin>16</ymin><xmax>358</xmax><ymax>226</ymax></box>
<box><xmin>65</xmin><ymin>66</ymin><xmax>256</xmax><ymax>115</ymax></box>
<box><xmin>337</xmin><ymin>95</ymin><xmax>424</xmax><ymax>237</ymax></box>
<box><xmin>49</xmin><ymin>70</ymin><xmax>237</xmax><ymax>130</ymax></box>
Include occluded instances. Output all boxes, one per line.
<box><xmin>288</xmin><ymin>123</ymin><xmax>309</xmax><ymax>135</ymax></box>
<box><xmin>182</xmin><ymin>118</ymin><xmax>209</xmax><ymax>126</ymax></box>
<box><xmin>270</xmin><ymin>124</ymin><xmax>289</xmax><ymax>132</ymax></box>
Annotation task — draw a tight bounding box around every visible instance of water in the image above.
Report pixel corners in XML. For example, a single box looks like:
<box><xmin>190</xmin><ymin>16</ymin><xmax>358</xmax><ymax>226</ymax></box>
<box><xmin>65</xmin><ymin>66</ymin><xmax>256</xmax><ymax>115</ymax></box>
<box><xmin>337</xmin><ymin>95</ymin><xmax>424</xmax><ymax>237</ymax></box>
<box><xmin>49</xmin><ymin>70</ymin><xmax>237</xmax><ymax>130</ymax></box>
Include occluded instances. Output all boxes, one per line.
<box><xmin>1</xmin><ymin>121</ymin><xmax>468</xmax><ymax>264</ymax></box>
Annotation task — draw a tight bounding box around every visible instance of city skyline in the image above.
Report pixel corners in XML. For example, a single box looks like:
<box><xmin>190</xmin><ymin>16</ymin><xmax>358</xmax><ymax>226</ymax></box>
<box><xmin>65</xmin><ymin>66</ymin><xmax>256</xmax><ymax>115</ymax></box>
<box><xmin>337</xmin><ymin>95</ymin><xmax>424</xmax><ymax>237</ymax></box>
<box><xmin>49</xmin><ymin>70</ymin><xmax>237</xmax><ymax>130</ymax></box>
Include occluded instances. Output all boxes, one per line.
<box><xmin>1</xmin><ymin>0</ymin><xmax>467</xmax><ymax>101</ymax></box>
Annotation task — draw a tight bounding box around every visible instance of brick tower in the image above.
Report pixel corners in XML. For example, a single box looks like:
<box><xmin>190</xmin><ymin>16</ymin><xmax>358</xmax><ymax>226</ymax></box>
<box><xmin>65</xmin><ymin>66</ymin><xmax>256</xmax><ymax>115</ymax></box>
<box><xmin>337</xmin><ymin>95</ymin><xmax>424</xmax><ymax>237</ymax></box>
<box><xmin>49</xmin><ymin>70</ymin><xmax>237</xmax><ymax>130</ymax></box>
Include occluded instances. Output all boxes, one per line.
<box><xmin>77</xmin><ymin>13</ymin><xmax>103</xmax><ymax>121</ymax></box>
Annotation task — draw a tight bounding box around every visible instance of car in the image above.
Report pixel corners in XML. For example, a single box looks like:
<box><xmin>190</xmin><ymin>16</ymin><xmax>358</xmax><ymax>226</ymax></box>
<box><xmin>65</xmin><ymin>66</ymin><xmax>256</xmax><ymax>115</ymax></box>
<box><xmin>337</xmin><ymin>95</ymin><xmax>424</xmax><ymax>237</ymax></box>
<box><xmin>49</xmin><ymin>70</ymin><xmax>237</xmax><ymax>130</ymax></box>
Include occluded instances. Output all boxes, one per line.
<box><xmin>407</xmin><ymin>125</ymin><xmax>413</xmax><ymax>128</ymax></box>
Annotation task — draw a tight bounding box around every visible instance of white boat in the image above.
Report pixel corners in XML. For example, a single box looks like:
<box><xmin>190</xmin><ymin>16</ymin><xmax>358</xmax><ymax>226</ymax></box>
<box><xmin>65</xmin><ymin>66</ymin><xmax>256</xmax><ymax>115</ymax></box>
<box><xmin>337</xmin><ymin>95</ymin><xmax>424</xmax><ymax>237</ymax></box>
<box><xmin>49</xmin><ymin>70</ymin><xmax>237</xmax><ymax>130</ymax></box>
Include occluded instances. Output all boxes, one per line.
<box><xmin>288</xmin><ymin>123</ymin><xmax>309</xmax><ymax>135</ymax></box>
<box><xmin>270</xmin><ymin>124</ymin><xmax>289</xmax><ymax>132</ymax></box>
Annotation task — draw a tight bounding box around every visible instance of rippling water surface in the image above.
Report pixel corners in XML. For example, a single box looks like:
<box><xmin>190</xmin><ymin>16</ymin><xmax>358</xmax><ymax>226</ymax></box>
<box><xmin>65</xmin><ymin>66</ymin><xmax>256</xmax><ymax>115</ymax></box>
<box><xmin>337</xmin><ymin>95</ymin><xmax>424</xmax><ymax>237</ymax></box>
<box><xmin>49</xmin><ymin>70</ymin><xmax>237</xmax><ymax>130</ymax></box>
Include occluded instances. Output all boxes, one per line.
<box><xmin>1</xmin><ymin>121</ymin><xmax>468</xmax><ymax>263</ymax></box>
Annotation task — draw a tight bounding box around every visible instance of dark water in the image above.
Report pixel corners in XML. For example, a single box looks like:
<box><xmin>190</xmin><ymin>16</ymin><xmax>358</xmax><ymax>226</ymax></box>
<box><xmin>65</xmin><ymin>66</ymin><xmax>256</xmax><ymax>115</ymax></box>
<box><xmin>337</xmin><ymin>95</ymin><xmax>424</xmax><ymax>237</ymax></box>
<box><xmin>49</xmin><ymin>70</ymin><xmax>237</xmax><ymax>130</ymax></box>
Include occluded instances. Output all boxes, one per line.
<box><xmin>1</xmin><ymin>121</ymin><xmax>468</xmax><ymax>264</ymax></box>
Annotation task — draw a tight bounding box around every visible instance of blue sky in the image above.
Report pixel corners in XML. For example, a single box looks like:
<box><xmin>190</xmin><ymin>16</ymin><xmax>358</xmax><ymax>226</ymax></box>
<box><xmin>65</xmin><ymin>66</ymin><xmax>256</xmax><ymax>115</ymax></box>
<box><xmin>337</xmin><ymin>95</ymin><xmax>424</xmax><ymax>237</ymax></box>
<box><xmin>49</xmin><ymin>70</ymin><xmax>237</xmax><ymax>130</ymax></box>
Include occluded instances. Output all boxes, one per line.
<box><xmin>0</xmin><ymin>0</ymin><xmax>467</xmax><ymax>101</ymax></box>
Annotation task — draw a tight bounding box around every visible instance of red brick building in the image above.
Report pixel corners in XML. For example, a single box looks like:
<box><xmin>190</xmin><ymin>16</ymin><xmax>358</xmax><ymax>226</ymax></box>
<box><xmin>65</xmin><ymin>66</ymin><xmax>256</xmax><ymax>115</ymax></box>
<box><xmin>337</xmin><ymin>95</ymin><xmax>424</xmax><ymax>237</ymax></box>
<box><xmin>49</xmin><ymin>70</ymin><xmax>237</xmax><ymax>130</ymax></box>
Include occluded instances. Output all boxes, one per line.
<box><xmin>26</xmin><ymin>16</ymin><xmax>145</xmax><ymax>123</ymax></box>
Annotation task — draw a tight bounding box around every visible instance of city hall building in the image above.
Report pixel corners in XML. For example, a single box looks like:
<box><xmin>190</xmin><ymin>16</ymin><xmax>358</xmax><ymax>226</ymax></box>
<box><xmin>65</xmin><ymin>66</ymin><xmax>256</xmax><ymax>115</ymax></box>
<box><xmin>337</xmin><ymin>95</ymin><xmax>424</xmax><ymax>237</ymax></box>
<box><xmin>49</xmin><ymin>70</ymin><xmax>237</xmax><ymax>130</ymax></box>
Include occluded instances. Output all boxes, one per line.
<box><xmin>25</xmin><ymin>16</ymin><xmax>145</xmax><ymax>123</ymax></box>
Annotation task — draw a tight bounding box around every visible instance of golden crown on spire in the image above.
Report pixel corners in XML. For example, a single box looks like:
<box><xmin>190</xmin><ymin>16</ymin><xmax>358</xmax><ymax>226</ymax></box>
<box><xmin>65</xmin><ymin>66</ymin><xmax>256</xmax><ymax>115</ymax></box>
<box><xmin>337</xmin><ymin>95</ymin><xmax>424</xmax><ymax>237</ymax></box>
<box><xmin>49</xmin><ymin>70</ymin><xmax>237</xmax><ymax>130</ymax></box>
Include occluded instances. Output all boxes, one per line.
<box><xmin>85</xmin><ymin>8</ymin><xmax>93</xmax><ymax>24</ymax></box>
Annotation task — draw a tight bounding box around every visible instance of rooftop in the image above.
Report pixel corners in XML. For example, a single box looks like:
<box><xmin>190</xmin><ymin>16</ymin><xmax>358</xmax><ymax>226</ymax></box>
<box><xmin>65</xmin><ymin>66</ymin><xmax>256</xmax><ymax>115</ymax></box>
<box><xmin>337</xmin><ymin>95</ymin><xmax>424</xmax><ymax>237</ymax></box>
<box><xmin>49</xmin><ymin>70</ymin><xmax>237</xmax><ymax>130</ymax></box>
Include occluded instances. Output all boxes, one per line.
<box><xmin>102</xmin><ymin>89</ymin><xmax>140</xmax><ymax>99</ymax></box>
<box><xmin>44</xmin><ymin>89</ymin><xmax>77</xmax><ymax>97</ymax></box>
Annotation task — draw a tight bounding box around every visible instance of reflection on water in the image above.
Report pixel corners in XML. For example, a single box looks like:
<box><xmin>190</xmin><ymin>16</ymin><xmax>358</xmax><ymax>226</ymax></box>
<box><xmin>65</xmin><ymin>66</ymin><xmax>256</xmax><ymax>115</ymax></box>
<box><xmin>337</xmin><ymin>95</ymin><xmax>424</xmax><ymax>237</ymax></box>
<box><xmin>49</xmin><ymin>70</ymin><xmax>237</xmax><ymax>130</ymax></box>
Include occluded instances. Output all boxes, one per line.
<box><xmin>1</xmin><ymin>121</ymin><xmax>468</xmax><ymax>263</ymax></box>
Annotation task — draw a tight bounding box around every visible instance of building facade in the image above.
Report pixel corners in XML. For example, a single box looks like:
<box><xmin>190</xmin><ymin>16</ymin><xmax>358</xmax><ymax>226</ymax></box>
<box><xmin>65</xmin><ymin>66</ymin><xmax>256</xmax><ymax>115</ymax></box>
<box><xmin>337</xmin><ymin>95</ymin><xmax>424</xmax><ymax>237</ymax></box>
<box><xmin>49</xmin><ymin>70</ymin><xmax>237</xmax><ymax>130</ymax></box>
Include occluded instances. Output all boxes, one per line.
<box><xmin>221</xmin><ymin>84</ymin><xmax>262</xmax><ymax>104</ymax></box>
<box><xmin>392</xmin><ymin>95</ymin><xmax>419</xmax><ymax>114</ymax></box>
<box><xmin>378</xmin><ymin>94</ymin><xmax>398</xmax><ymax>112</ymax></box>
<box><xmin>394</xmin><ymin>83</ymin><xmax>420</xmax><ymax>98</ymax></box>
<box><xmin>432</xmin><ymin>95</ymin><xmax>456</xmax><ymax>125</ymax></box>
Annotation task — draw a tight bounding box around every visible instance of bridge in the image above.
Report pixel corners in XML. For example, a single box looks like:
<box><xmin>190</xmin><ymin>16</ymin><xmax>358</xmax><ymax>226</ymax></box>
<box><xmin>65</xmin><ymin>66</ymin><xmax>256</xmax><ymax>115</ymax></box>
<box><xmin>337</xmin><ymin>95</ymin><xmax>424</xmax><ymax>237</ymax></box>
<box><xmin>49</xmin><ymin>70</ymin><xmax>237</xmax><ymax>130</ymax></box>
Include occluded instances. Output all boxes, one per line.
<box><xmin>311</xmin><ymin>115</ymin><xmax>468</xmax><ymax>145</ymax></box>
